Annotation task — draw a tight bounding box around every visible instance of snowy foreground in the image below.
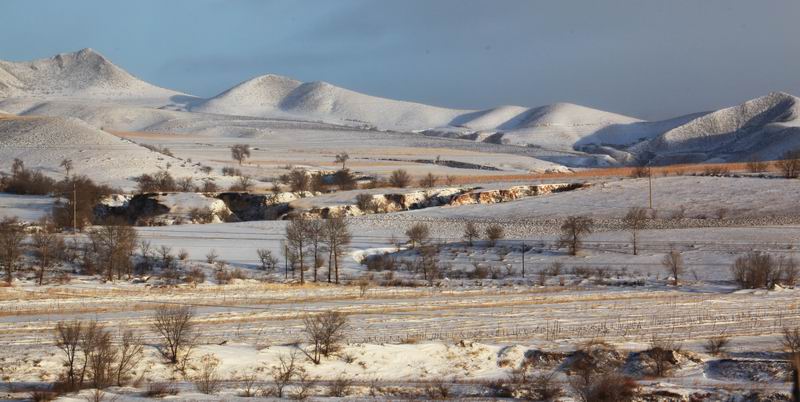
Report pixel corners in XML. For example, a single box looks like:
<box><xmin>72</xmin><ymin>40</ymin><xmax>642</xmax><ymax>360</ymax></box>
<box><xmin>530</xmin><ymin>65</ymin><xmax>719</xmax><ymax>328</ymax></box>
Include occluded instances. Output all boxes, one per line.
<box><xmin>2</xmin><ymin>176</ymin><xmax>800</xmax><ymax>400</ymax></box>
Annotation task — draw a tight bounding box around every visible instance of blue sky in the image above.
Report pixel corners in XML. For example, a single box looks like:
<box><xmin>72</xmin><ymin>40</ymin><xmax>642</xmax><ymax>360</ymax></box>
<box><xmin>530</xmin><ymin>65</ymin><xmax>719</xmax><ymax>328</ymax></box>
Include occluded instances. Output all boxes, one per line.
<box><xmin>2</xmin><ymin>0</ymin><xmax>799</xmax><ymax>119</ymax></box>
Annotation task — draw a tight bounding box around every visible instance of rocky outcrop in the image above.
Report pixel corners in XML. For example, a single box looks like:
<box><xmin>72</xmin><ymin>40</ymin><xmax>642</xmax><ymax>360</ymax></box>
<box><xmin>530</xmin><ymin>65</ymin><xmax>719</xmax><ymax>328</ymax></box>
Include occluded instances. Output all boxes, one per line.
<box><xmin>298</xmin><ymin>183</ymin><xmax>588</xmax><ymax>219</ymax></box>
<box><xmin>95</xmin><ymin>191</ymin><xmax>317</xmax><ymax>225</ymax></box>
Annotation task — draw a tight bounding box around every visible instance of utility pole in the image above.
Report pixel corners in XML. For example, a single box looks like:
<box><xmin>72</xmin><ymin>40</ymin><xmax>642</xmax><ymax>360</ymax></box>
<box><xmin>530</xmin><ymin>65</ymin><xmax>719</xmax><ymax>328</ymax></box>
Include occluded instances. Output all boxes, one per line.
<box><xmin>648</xmin><ymin>166</ymin><xmax>653</xmax><ymax>210</ymax></box>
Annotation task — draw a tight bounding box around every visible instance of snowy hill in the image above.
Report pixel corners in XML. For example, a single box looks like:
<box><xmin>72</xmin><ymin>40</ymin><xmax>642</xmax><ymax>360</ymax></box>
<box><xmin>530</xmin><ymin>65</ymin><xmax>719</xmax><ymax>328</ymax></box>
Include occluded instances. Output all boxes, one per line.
<box><xmin>632</xmin><ymin>92</ymin><xmax>800</xmax><ymax>163</ymax></box>
<box><xmin>0</xmin><ymin>115</ymin><xmax>196</xmax><ymax>188</ymax></box>
<box><xmin>192</xmin><ymin>75</ymin><xmax>468</xmax><ymax>130</ymax></box>
<box><xmin>0</xmin><ymin>48</ymin><xmax>187</xmax><ymax>103</ymax></box>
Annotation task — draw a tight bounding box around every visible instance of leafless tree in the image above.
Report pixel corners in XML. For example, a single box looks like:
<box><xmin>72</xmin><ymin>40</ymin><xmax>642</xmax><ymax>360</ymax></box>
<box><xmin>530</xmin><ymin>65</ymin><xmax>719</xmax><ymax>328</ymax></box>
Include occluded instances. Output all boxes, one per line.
<box><xmin>485</xmin><ymin>224</ymin><xmax>504</xmax><ymax>247</ymax></box>
<box><xmin>33</xmin><ymin>217</ymin><xmax>60</xmax><ymax>285</ymax></box>
<box><xmin>731</xmin><ymin>252</ymin><xmax>776</xmax><ymax>289</ymax></box>
<box><xmin>285</xmin><ymin>217</ymin><xmax>311</xmax><ymax>284</ymax></box>
<box><xmin>405</xmin><ymin>222</ymin><xmax>430</xmax><ymax>249</ymax></box>
<box><xmin>306</xmin><ymin>219</ymin><xmax>325</xmax><ymax>281</ymax></box>
<box><xmin>193</xmin><ymin>353</ymin><xmax>222</xmax><ymax>394</ymax></box>
<box><xmin>335</xmin><ymin>152</ymin><xmax>350</xmax><ymax>170</ymax></box>
<box><xmin>55</xmin><ymin>321</ymin><xmax>83</xmax><ymax>390</ymax></box>
<box><xmin>60</xmin><ymin>158</ymin><xmax>73</xmax><ymax>177</ymax></box>
<box><xmin>115</xmin><ymin>328</ymin><xmax>144</xmax><ymax>386</ymax></box>
<box><xmin>777</xmin><ymin>149</ymin><xmax>800</xmax><ymax>178</ymax></box>
<box><xmin>623</xmin><ymin>207</ymin><xmax>648</xmax><ymax>255</ymax></box>
<box><xmin>302</xmin><ymin>311</ymin><xmax>348</xmax><ymax>364</ymax></box>
<box><xmin>151</xmin><ymin>305</ymin><xmax>196</xmax><ymax>365</ymax></box>
<box><xmin>746</xmin><ymin>157</ymin><xmax>769</xmax><ymax>173</ymax></box>
<box><xmin>88</xmin><ymin>223</ymin><xmax>138</xmax><ymax>281</ymax></box>
<box><xmin>287</xmin><ymin>169</ymin><xmax>310</xmax><ymax>192</ymax></box>
<box><xmin>559</xmin><ymin>216</ymin><xmax>594</xmax><ymax>256</ymax></box>
<box><xmin>783</xmin><ymin>327</ymin><xmax>800</xmax><ymax>357</ymax></box>
<box><xmin>231</xmin><ymin>144</ymin><xmax>251</xmax><ymax>165</ymax></box>
<box><xmin>419</xmin><ymin>172</ymin><xmax>438</xmax><ymax>188</ymax></box>
<box><xmin>0</xmin><ymin>217</ymin><xmax>25</xmax><ymax>284</ymax></box>
<box><xmin>229</xmin><ymin>175</ymin><xmax>255</xmax><ymax>192</ymax></box>
<box><xmin>462</xmin><ymin>222</ymin><xmax>480</xmax><ymax>247</ymax></box>
<box><xmin>323</xmin><ymin>214</ymin><xmax>351</xmax><ymax>284</ymax></box>
<box><xmin>388</xmin><ymin>169</ymin><xmax>411</xmax><ymax>188</ymax></box>
<box><xmin>662</xmin><ymin>249</ymin><xmax>684</xmax><ymax>286</ymax></box>
<box><xmin>271</xmin><ymin>351</ymin><xmax>304</xmax><ymax>398</ymax></box>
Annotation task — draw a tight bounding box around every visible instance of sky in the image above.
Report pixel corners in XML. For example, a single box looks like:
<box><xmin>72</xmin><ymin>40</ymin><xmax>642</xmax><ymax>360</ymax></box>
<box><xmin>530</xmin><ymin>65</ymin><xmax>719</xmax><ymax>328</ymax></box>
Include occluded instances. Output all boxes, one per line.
<box><xmin>2</xmin><ymin>0</ymin><xmax>800</xmax><ymax>120</ymax></box>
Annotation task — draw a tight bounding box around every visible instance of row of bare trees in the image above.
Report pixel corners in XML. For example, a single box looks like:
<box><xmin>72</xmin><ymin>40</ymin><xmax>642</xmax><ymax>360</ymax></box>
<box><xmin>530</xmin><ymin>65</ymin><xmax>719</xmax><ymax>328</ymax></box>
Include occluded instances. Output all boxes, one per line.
<box><xmin>285</xmin><ymin>215</ymin><xmax>351</xmax><ymax>284</ymax></box>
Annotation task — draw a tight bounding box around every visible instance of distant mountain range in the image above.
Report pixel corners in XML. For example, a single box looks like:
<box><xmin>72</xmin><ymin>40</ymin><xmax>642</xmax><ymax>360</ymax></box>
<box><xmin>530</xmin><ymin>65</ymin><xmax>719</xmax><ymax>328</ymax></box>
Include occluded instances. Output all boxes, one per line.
<box><xmin>2</xmin><ymin>48</ymin><xmax>800</xmax><ymax>165</ymax></box>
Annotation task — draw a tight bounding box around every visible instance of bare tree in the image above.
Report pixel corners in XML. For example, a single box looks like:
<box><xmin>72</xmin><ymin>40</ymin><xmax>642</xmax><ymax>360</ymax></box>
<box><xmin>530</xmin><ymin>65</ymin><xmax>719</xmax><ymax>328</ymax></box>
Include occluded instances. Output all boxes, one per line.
<box><xmin>746</xmin><ymin>156</ymin><xmax>769</xmax><ymax>173</ymax></box>
<box><xmin>323</xmin><ymin>214</ymin><xmax>351</xmax><ymax>284</ymax></box>
<box><xmin>463</xmin><ymin>222</ymin><xmax>479</xmax><ymax>246</ymax></box>
<box><xmin>151</xmin><ymin>305</ymin><xmax>196</xmax><ymax>365</ymax></box>
<box><xmin>335</xmin><ymin>152</ymin><xmax>350</xmax><ymax>170</ymax></box>
<box><xmin>388</xmin><ymin>169</ymin><xmax>411</xmax><ymax>188</ymax></box>
<box><xmin>0</xmin><ymin>217</ymin><xmax>25</xmax><ymax>284</ymax></box>
<box><xmin>731</xmin><ymin>252</ymin><xmax>776</xmax><ymax>289</ymax></box>
<box><xmin>193</xmin><ymin>354</ymin><xmax>222</xmax><ymax>394</ymax></box>
<box><xmin>623</xmin><ymin>207</ymin><xmax>648</xmax><ymax>255</ymax></box>
<box><xmin>287</xmin><ymin>169</ymin><xmax>310</xmax><ymax>192</ymax></box>
<box><xmin>302</xmin><ymin>311</ymin><xmax>348</xmax><ymax>364</ymax></box>
<box><xmin>419</xmin><ymin>172</ymin><xmax>438</xmax><ymax>188</ymax></box>
<box><xmin>306</xmin><ymin>219</ymin><xmax>325</xmax><ymax>282</ymax></box>
<box><xmin>485</xmin><ymin>224</ymin><xmax>504</xmax><ymax>247</ymax></box>
<box><xmin>230</xmin><ymin>144</ymin><xmax>251</xmax><ymax>165</ymax></box>
<box><xmin>405</xmin><ymin>222</ymin><xmax>430</xmax><ymax>249</ymax></box>
<box><xmin>33</xmin><ymin>217</ymin><xmax>60</xmax><ymax>285</ymax></box>
<box><xmin>55</xmin><ymin>321</ymin><xmax>83</xmax><ymax>390</ymax></box>
<box><xmin>60</xmin><ymin>158</ymin><xmax>73</xmax><ymax>177</ymax></box>
<box><xmin>115</xmin><ymin>328</ymin><xmax>144</xmax><ymax>386</ymax></box>
<box><xmin>559</xmin><ymin>216</ymin><xmax>594</xmax><ymax>256</ymax></box>
<box><xmin>776</xmin><ymin>149</ymin><xmax>800</xmax><ymax>178</ymax></box>
<box><xmin>88</xmin><ymin>223</ymin><xmax>138</xmax><ymax>281</ymax></box>
<box><xmin>662</xmin><ymin>249</ymin><xmax>684</xmax><ymax>286</ymax></box>
<box><xmin>285</xmin><ymin>217</ymin><xmax>311</xmax><ymax>284</ymax></box>
<box><xmin>271</xmin><ymin>351</ymin><xmax>304</xmax><ymax>398</ymax></box>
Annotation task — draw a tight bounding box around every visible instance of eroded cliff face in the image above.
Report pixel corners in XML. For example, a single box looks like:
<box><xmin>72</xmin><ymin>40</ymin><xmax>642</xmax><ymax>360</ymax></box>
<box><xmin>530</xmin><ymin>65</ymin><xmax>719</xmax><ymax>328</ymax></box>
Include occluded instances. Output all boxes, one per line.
<box><xmin>94</xmin><ymin>183</ymin><xmax>588</xmax><ymax>225</ymax></box>
<box><xmin>298</xmin><ymin>183</ymin><xmax>589</xmax><ymax>219</ymax></box>
<box><xmin>95</xmin><ymin>191</ymin><xmax>318</xmax><ymax>225</ymax></box>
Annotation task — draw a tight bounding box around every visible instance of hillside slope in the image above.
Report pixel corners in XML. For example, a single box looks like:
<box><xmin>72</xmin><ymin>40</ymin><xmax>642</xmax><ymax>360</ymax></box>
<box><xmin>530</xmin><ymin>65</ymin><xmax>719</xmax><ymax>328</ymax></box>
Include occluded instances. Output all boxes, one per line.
<box><xmin>0</xmin><ymin>49</ymin><xmax>187</xmax><ymax>103</ymax></box>
<box><xmin>0</xmin><ymin>115</ymin><xmax>196</xmax><ymax>188</ymax></box>
<box><xmin>631</xmin><ymin>92</ymin><xmax>800</xmax><ymax>163</ymax></box>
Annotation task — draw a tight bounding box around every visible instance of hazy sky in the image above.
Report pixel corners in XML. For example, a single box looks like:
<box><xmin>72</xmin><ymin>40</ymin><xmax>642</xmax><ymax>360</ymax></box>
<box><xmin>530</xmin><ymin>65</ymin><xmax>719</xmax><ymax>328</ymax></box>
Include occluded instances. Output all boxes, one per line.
<box><xmin>2</xmin><ymin>0</ymin><xmax>800</xmax><ymax>119</ymax></box>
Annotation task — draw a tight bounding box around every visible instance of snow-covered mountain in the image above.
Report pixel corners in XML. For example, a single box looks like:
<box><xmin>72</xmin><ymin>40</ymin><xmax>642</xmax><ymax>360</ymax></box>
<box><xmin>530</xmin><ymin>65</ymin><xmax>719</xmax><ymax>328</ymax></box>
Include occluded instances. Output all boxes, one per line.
<box><xmin>631</xmin><ymin>92</ymin><xmax>800</xmax><ymax>164</ymax></box>
<box><xmin>0</xmin><ymin>48</ymin><xmax>187</xmax><ymax>103</ymax></box>
<box><xmin>2</xmin><ymin>49</ymin><xmax>800</xmax><ymax>166</ymax></box>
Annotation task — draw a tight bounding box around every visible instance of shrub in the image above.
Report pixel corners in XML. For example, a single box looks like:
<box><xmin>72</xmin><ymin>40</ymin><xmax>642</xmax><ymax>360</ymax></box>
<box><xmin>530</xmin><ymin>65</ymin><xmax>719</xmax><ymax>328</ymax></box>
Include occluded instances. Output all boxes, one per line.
<box><xmin>193</xmin><ymin>354</ymin><xmax>222</xmax><ymax>394</ymax></box>
<box><xmin>731</xmin><ymin>252</ymin><xmax>777</xmax><ymax>289</ymax></box>
<box><xmin>405</xmin><ymin>222</ymin><xmax>430</xmax><ymax>248</ymax></box>
<box><xmin>0</xmin><ymin>159</ymin><xmax>57</xmax><ymax>195</ymax></box>
<box><xmin>134</xmin><ymin>171</ymin><xmax>177</xmax><ymax>193</ymax></box>
<box><xmin>356</xmin><ymin>193</ymin><xmax>379</xmax><ymax>213</ymax></box>
<box><xmin>705</xmin><ymin>335</ymin><xmax>730</xmax><ymax>355</ymax></box>
<box><xmin>776</xmin><ymin>149</ymin><xmax>800</xmax><ymax>178</ymax></box>
<box><xmin>419</xmin><ymin>172</ymin><xmax>438</xmax><ymax>188</ymax></box>
<box><xmin>388</xmin><ymin>169</ymin><xmax>411</xmax><ymax>188</ymax></box>
<box><xmin>570</xmin><ymin>373</ymin><xmax>638</xmax><ymax>402</ymax></box>
<box><xmin>221</xmin><ymin>166</ymin><xmax>242</xmax><ymax>177</ymax></box>
<box><xmin>746</xmin><ymin>157</ymin><xmax>769</xmax><ymax>173</ymax></box>
<box><xmin>51</xmin><ymin>176</ymin><xmax>117</xmax><ymax>231</ymax></box>
<box><xmin>485</xmin><ymin>224</ymin><xmax>504</xmax><ymax>247</ymax></box>
<box><xmin>333</xmin><ymin>169</ymin><xmax>357</xmax><ymax>190</ymax></box>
